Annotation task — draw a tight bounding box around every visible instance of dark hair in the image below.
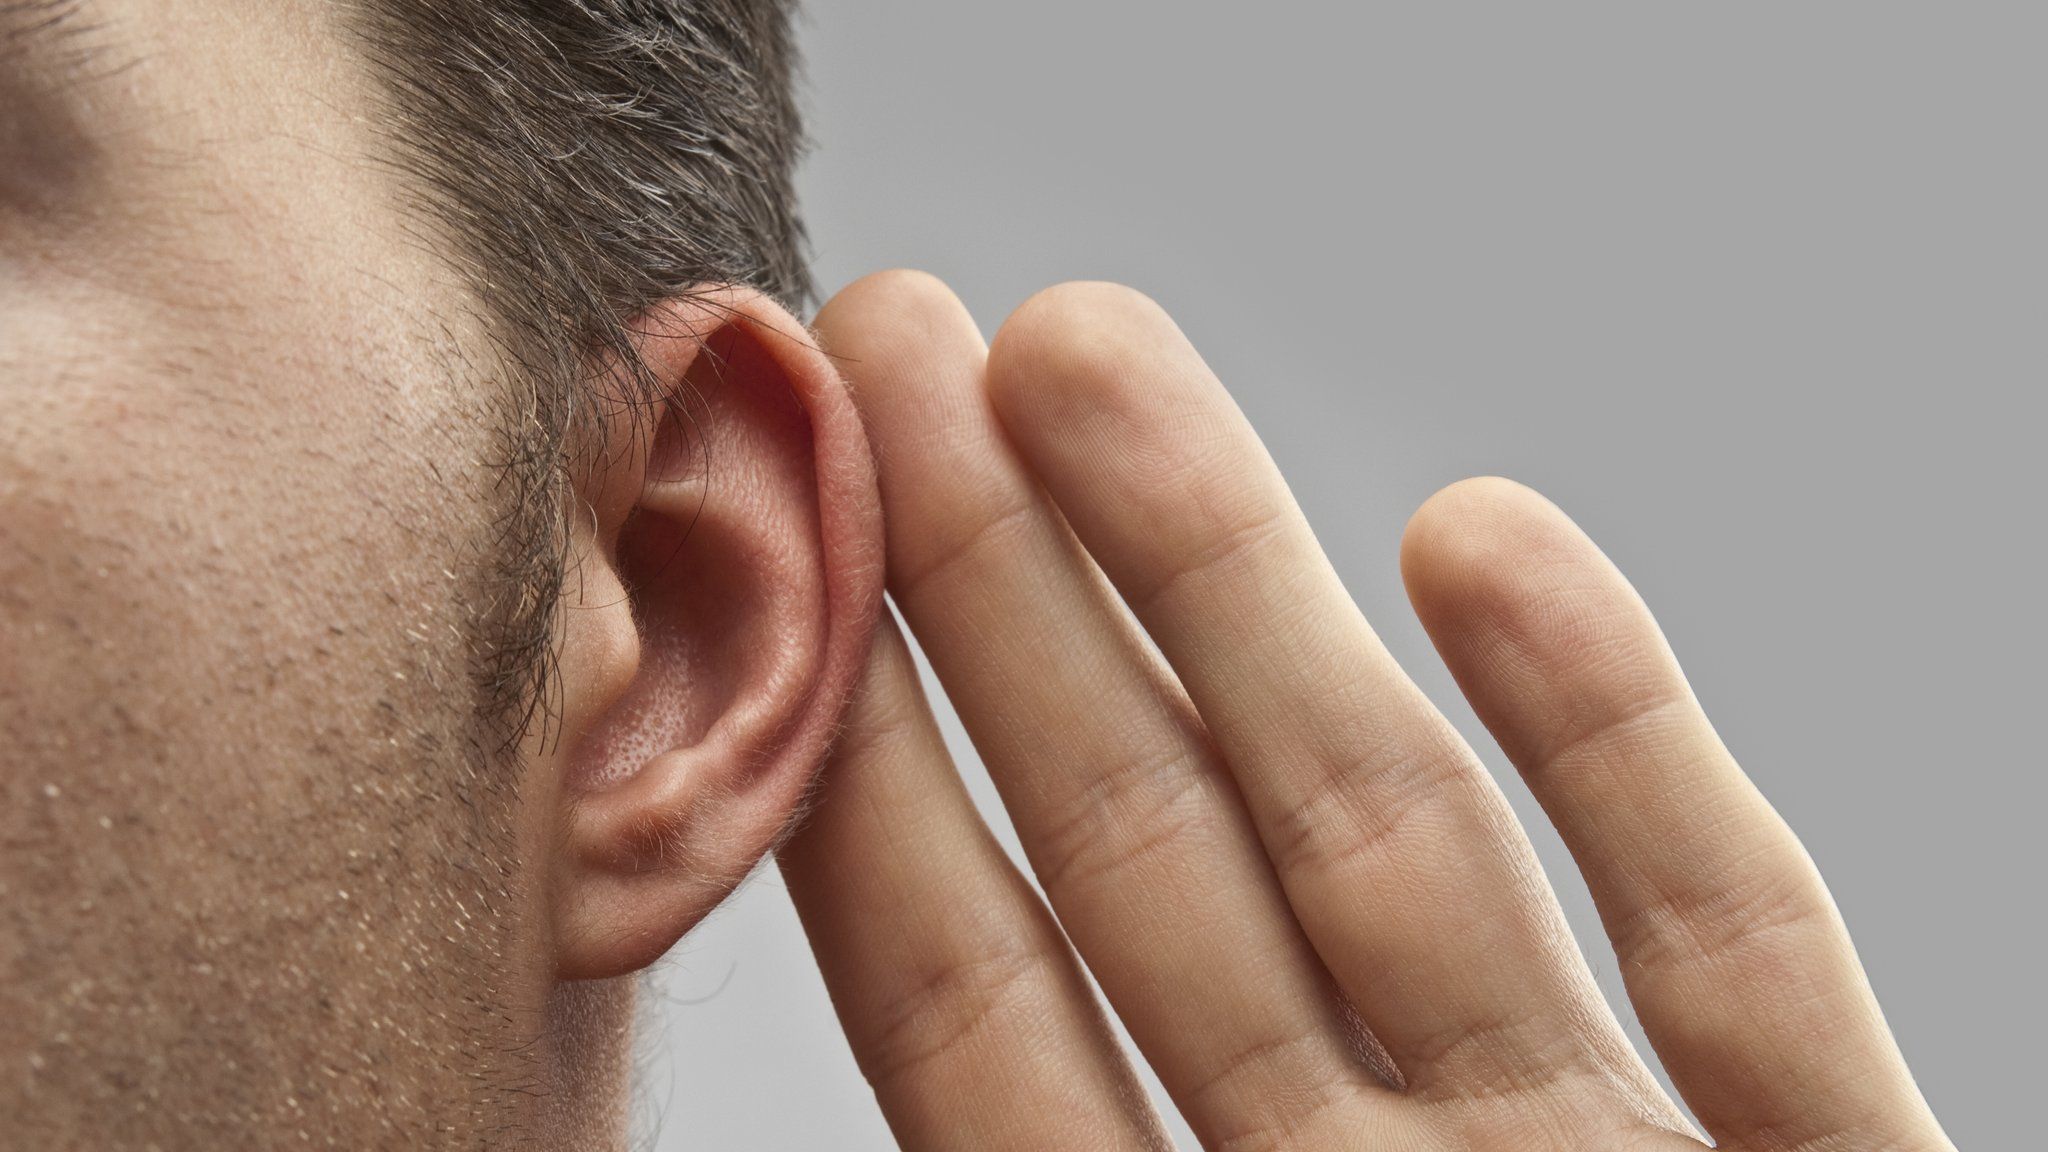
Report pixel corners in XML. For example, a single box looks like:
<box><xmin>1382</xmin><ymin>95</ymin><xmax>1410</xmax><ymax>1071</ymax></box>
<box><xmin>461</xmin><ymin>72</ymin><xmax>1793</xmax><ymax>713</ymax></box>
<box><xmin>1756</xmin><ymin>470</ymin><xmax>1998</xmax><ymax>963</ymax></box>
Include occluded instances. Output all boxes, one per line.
<box><xmin>353</xmin><ymin>1</ymin><xmax>810</xmax><ymax>744</ymax></box>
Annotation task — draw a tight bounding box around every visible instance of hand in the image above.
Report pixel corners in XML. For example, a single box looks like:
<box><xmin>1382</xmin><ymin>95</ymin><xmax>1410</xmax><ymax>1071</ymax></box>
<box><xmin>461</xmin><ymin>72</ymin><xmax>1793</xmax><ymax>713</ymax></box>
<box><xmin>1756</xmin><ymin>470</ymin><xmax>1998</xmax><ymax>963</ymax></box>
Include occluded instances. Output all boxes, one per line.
<box><xmin>777</xmin><ymin>273</ymin><xmax>1955</xmax><ymax>1152</ymax></box>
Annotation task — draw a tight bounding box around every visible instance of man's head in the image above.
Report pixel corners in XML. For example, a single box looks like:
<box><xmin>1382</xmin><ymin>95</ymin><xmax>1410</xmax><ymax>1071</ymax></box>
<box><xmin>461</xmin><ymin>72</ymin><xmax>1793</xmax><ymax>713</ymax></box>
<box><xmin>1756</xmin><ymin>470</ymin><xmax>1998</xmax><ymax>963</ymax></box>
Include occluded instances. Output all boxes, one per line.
<box><xmin>0</xmin><ymin>2</ymin><xmax>880</xmax><ymax>1147</ymax></box>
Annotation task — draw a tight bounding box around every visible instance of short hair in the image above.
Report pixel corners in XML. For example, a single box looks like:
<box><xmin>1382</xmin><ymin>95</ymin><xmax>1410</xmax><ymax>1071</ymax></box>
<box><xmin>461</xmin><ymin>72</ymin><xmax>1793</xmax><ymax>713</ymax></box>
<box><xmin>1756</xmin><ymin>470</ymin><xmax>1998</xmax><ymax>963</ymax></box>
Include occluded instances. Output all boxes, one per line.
<box><xmin>352</xmin><ymin>1</ymin><xmax>810</xmax><ymax>744</ymax></box>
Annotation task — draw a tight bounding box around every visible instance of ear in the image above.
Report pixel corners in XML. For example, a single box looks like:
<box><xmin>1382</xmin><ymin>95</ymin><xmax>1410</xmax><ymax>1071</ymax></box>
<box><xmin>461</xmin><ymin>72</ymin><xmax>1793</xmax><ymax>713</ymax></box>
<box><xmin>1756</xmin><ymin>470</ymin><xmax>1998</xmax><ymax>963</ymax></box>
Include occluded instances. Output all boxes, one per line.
<box><xmin>545</xmin><ymin>287</ymin><xmax>883</xmax><ymax>980</ymax></box>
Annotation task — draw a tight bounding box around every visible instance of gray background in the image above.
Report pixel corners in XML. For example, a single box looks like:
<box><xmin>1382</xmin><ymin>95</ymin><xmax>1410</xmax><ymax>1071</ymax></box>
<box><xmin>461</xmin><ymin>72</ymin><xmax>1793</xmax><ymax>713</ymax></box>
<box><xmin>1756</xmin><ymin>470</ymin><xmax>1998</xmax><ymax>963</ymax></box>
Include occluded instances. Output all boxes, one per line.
<box><xmin>649</xmin><ymin>4</ymin><xmax>2041</xmax><ymax>1148</ymax></box>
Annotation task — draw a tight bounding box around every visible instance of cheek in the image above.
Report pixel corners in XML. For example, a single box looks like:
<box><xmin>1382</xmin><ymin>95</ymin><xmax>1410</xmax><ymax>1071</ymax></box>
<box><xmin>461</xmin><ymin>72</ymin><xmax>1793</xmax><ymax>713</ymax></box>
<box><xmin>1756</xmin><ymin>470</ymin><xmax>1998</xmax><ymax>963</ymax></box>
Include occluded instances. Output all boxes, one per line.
<box><xmin>0</xmin><ymin>279</ymin><xmax>520</xmax><ymax>1079</ymax></box>
<box><xmin>0</xmin><ymin>291</ymin><xmax>481</xmax><ymax>792</ymax></box>
<box><xmin>0</xmin><ymin>5</ymin><xmax>563</xmax><ymax>1131</ymax></box>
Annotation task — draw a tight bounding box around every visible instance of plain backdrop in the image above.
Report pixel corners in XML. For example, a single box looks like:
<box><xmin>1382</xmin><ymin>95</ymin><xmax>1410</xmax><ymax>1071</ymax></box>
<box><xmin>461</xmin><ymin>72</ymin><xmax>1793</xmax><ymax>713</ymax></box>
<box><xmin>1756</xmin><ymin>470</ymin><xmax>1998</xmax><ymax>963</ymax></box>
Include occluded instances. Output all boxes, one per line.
<box><xmin>649</xmin><ymin>4</ymin><xmax>2041</xmax><ymax>1148</ymax></box>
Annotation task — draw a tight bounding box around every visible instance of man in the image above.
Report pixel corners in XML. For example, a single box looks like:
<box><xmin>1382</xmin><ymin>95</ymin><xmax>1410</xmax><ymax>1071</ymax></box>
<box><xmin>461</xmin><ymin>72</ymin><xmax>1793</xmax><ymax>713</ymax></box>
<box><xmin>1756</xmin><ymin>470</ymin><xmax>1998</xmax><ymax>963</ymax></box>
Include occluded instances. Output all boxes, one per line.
<box><xmin>0</xmin><ymin>2</ymin><xmax>1959</xmax><ymax>1150</ymax></box>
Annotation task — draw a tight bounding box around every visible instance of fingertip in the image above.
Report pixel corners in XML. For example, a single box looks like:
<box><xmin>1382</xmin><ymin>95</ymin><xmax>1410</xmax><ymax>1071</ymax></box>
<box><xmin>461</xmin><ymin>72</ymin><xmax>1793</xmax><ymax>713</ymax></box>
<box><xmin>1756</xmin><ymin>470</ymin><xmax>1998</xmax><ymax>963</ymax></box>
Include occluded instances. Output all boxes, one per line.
<box><xmin>813</xmin><ymin>269</ymin><xmax>984</xmax><ymax>403</ymax></box>
<box><xmin>816</xmin><ymin>268</ymin><xmax>971</xmax><ymax>338</ymax></box>
<box><xmin>806</xmin><ymin>273</ymin><xmax>999</xmax><ymax>510</ymax></box>
<box><xmin>1400</xmin><ymin>476</ymin><xmax>1571</xmax><ymax>613</ymax></box>
<box><xmin>1401</xmin><ymin>477</ymin><xmax>1652</xmax><ymax>686</ymax></box>
<box><xmin>985</xmin><ymin>280</ymin><xmax>1189</xmax><ymax>429</ymax></box>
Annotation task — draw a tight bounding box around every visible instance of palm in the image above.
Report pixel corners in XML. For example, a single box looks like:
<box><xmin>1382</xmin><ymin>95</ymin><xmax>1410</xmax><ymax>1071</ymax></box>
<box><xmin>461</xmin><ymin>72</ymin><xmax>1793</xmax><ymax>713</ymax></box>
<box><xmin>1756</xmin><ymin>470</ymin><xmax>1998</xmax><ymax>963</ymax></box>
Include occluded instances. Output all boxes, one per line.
<box><xmin>777</xmin><ymin>274</ymin><xmax>1953</xmax><ymax>1152</ymax></box>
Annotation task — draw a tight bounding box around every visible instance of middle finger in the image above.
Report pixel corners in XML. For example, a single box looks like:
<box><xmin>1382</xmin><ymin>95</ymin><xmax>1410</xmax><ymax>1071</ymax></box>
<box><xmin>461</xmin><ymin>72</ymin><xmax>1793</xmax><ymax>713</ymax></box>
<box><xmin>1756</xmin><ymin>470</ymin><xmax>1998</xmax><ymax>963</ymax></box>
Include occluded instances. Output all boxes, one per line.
<box><xmin>984</xmin><ymin>282</ymin><xmax>1659</xmax><ymax>1109</ymax></box>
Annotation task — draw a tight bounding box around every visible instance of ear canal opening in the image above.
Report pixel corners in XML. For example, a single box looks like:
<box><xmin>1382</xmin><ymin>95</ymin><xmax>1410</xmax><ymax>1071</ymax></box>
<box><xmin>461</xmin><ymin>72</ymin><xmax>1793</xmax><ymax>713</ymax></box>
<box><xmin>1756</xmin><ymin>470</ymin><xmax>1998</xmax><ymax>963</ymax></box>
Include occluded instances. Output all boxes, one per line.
<box><xmin>570</xmin><ymin>484</ymin><xmax>749</xmax><ymax>790</ymax></box>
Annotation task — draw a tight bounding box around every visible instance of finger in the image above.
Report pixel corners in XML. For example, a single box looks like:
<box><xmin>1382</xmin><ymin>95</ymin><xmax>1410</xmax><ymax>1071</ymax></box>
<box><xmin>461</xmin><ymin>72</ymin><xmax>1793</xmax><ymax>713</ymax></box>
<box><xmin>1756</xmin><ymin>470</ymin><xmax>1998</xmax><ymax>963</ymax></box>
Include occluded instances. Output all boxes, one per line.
<box><xmin>780</xmin><ymin>618</ymin><xmax>1172</xmax><ymax>1152</ymax></box>
<box><xmin>983</xmin><ymin>283</ymin><xmax>1663</xmax><ymax>1110</ymax></box>
<box><xmin>1401</xmin><ymin>477</ymin><xmax>1951</xmax><ymax>1149</ymax></box>
<box><xmin>815</xmin><ymin>271</ymin><xmax>1413</xmax><ymax>1150</ymax></box>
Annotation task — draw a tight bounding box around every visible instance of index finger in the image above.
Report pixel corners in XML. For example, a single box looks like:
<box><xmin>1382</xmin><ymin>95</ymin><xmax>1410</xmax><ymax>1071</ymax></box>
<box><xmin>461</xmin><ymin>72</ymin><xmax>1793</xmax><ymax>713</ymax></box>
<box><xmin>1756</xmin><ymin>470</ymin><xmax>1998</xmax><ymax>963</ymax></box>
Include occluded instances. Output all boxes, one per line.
<box><xmin>780</xmin><ymin>616</ymin><xmax>1172</xmax><ymax>1152</ymax></box>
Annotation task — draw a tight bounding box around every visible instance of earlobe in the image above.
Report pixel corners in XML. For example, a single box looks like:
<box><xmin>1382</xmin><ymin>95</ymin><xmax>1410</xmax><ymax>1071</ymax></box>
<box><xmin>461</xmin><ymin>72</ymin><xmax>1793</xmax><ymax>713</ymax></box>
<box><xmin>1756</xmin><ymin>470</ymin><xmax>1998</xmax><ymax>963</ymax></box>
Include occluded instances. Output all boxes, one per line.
<box><xmin>545</xmin><ymin>289</ymin><xmax>883</xmax><ymax>981</ymax></box>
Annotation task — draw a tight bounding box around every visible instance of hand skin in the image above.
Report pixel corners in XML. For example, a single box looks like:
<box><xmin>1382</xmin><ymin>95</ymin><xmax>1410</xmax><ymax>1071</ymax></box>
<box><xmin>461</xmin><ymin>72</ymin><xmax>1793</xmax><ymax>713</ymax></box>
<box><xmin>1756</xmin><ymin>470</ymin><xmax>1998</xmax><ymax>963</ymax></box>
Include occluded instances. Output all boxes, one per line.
<box><xmin>777</xmin><ymin>273</ymin><xmax>1957</xmax><ymax>1152</ymax></box>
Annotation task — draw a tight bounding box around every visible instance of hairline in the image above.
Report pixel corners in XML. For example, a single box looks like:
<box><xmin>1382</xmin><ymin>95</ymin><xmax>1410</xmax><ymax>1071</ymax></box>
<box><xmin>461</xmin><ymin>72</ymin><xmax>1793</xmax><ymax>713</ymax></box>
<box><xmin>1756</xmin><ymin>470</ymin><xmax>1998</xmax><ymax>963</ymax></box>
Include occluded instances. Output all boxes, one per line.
<box><xmin>346</xmin><ymin>0</ymin><xmax>813</xmax><ymax>755</ymax></box>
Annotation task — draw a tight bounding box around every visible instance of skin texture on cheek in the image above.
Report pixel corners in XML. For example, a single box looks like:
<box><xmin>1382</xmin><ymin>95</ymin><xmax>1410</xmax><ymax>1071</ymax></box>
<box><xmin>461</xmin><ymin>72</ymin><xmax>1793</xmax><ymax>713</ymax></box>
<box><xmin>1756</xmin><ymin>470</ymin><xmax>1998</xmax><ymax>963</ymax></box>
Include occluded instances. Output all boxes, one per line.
<box><xmin>0</xmin><ymin>254</ymin><xmax>544</xmax><ymax>1148</ymax></box>
<box><xmin>0</xmin><ymin>2</ymin><xmax>585</xmax><ymax>1148</ymax></box>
